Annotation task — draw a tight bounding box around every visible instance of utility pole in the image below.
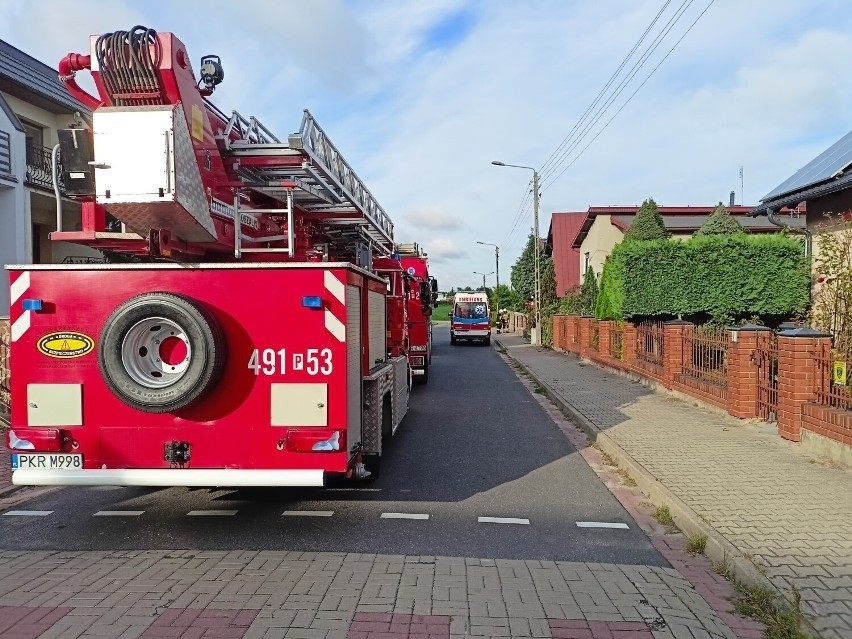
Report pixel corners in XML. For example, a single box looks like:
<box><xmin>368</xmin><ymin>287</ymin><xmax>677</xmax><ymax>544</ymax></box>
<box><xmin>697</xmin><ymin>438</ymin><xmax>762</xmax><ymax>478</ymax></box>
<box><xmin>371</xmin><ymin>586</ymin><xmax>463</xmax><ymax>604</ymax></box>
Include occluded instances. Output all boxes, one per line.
<box><xmin>473</xmin><ymin>271</ymin><xmax>493</xmax><ymax>292</ymax></box>
<box><xmin>532</xmin><ymin>169</ymin><xmax>541</xmax><ymax>346</ymax></box>
<box><xmin>476</xmin><ymin>241</ymin><xmax>500</xmax><ymax>321</ymax></box>
<box><xmin>491</xmin><ymin>160</ymin><xmax>542</xmax><ymax>345</ymax></box>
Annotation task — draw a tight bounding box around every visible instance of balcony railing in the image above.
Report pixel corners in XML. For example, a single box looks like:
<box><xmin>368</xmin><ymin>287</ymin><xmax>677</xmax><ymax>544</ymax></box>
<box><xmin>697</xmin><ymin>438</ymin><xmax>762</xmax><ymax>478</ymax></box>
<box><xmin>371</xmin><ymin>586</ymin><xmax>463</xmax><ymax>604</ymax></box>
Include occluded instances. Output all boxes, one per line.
<box><xmin>0</xmin><ymin>131</ymin><xmax>11</xmax><ymax>177</ymax></box>
<box><xmin>26</xmin><ymin>142</ymin><xmax>65</xmax><ymax>193</ymax></box>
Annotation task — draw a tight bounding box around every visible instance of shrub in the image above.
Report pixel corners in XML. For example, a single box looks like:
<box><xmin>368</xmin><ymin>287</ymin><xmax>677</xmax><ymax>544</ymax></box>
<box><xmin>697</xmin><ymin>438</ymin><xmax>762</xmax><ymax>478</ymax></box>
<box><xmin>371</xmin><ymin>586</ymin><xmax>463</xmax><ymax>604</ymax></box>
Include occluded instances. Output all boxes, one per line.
<box><xmin>596</xmin><ymin>234</ymin><xmax>810</xmax><ymax>320</ymax></box>
<box><xmin>624</xmin><ymin>198</ymin><xmax>669</xmax><ymax>242</ymax></box>
<box><xmin>695</xmin><ymin>203</ymin><xmax>745</xmax><ymax>236</ymax></box>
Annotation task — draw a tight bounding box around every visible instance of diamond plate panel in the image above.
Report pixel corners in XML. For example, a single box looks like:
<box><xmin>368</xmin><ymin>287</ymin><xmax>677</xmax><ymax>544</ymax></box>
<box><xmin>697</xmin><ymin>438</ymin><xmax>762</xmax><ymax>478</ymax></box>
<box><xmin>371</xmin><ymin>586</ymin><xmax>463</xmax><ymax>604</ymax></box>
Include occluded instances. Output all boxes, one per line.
<box><xmin>362</xmin><ymin>376</ymin><xmax>383</xmax><ymax>456</ymax></box>
<box><xmin>93</xmin><ymin>105</ymin><xmax>216</xmax><ymax>244</ymax></box>
<box><xmin>391</xmin><ymin>355</ymin><xmax>409</xmax><ymax>430</ymax></box>
<box><xmin>171</xmin><ymin>104</ymin><xmax>217</xmax><ymax>241</ymax></box>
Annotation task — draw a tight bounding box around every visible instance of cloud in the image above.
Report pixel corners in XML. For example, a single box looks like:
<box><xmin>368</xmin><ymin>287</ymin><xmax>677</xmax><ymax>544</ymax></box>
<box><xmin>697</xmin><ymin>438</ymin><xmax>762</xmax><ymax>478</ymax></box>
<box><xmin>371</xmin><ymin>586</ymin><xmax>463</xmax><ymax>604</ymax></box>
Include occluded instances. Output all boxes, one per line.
<box><xmin>404</xmin><ymin>207</ymin><xmax>464</xmax><ymax>231</ymax></box>
<box><xmin>425</xmin><ymin>237</ymin><xmax>465</xmax><ymax>262</ymax></box>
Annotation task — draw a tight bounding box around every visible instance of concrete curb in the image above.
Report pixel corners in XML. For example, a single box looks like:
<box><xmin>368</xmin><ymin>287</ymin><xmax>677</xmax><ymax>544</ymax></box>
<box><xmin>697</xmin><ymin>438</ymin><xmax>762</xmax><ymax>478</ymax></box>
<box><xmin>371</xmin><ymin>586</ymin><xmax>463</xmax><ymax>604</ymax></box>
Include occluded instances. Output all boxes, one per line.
<box><xmin>493</xmin><ymin>336</ymin><xmax>821</xmax><ymax>637</ymax></box>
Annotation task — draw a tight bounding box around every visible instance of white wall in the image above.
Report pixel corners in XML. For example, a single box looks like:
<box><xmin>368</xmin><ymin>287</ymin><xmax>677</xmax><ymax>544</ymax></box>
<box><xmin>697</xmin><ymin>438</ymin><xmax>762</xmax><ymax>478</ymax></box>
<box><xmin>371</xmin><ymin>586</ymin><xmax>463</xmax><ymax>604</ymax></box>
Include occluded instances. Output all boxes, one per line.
<box><xmin>0</xmin><ymin>115</ymin><xmax>28</xmax><ymax>313</ymax></box>
<box><xmin>578</xmin><ymin>215</ymin><xmax>623</xmax><ymax>277</ymax></box>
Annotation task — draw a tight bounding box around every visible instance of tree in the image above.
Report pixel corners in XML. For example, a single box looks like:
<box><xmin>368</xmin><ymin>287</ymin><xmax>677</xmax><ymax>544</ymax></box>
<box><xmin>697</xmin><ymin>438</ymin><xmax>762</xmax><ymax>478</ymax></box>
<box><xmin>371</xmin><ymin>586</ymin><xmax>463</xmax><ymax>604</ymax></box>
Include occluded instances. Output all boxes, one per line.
<box><xmin>510</xmin><ymin>234</ymin><xmax>538</xmax><ymax>301</ymax></box>
<box><xmin>490</xmin><ymin>284</ymin><xmax>523</xmax><ymax>311</ymax></box>
<box><xmin>579</xmin><ymin>266</ymin><xmax>598</xmax><ymax>315</ymax></box>
<box><xmin>695</xmin><ymin>203</ymin><xmax>745</xmax><ymax>236</ymax></box>
<box><xmin>624</xmin><ymin>198</ymin><xmax>669</xmax><ymax>242</ymax></box>
<box><xmin>541</xmin><ymin>259</ymin><xmax>558</xmax><ymax>309</ymax></box>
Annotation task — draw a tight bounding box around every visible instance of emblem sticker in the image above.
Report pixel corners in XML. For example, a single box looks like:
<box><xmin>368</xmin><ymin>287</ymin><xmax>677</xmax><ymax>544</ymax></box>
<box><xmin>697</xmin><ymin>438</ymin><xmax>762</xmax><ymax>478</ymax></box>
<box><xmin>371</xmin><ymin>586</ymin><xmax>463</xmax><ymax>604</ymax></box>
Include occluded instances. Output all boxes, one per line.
<box><xmin>37</xmin><ymin>332</ymin><xmax>95</xmax><ymax>358</ymax></box>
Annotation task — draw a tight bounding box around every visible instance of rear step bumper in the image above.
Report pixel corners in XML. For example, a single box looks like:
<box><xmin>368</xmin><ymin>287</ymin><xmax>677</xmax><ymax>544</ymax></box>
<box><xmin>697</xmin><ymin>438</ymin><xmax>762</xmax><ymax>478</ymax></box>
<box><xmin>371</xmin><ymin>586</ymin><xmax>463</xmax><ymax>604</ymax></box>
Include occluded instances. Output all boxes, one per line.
<box><xmin>12</xmin><ymin>468</ymin><xmax>325</xmax><ymax>487</ymax></box>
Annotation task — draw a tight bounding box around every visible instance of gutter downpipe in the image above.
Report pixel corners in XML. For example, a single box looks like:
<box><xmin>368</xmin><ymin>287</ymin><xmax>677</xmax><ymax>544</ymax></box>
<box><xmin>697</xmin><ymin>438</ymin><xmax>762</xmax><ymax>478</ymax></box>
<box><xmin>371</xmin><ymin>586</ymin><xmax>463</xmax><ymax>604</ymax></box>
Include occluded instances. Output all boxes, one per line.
<box><xmin>766</xmin><ymin>207</ymin><xmax>812</xmax><ymax>258</ymax></box>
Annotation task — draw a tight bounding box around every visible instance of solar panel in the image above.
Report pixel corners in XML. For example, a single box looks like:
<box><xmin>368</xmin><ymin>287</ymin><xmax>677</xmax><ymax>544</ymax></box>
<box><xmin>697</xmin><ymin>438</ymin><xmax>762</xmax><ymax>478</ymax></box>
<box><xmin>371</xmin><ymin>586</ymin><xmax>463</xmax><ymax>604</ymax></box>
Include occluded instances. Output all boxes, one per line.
<box><xmin>761</xmin><ymin>129</ymin><xmax>852</xmax><ymax>202</ymax></box>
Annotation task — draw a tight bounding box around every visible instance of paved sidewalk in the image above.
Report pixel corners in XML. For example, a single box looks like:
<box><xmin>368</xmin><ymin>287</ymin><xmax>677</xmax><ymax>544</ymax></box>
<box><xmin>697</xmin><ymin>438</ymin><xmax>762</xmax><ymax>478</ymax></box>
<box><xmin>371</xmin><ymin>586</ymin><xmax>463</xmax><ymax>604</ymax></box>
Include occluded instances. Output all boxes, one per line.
<box><xmin>0</xmin><ymin>550</ymin><xmax>742</xmax><ymax>639</ymax></box>
<box><xmin>496</xmin><ymin>335</ymin><xmax>852</xmax><ymax>639</ymax></box>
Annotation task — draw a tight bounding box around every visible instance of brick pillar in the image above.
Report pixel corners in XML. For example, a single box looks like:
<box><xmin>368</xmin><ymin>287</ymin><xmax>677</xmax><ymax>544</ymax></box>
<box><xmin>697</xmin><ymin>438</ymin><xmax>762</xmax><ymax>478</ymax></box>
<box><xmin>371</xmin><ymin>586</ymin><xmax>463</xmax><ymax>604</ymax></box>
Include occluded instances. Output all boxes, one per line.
<box><xmin>777</xmin><ymin>328</ymin><xmax>832</xmax><ymax>442</ymax></box>
<box><xmin>598</xmin><ymin>321</ymin><xmax>613</xmax><ymax>358</ymax></box>
<box><xmin>578</xmin><ymin>317</ymin><xmax>592</xmax><ymax>358</ymax></box>
<box><xmin>663</xmin><ymin>320</ymin><xmax>693</xmax><ymax>390</ymax></box>
<box><xmin>727</xmin><ymin>325</ymin><xmax>771</xmax><ymax>419</ymax></box>
<box><xmin>552</xmin><ymin>316</ymin><xmax>564</xmax><ymax>350</ymax></box>
<box><xmin>623</xmin><ymin>321</ymin><xmax>638</xmax><ymax>370</ymax></box>
<box><xmin>566</xmin><ymin>315</ymin><xmax>579</xmax><ymax>353</ymax></box>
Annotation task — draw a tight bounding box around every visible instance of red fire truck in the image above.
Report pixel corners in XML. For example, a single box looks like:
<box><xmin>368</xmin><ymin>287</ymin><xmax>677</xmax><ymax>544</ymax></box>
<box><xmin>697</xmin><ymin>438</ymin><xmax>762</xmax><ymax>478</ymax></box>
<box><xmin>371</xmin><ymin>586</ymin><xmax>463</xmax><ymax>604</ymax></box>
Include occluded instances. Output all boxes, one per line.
<box><xmin>398</xmin><ymin>244</ymin><xmax>435</xmax><ymax>383</ymax></box>
<box><xmin>4</xmin><ymin>25</ymin><xmax>422</xmax><ymax>487</ymax></box>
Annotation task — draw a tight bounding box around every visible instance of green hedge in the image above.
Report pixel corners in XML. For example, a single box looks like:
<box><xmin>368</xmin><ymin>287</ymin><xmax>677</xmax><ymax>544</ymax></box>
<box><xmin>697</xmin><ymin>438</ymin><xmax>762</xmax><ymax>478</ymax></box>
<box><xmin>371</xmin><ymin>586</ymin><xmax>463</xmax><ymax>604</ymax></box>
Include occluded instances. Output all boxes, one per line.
<box><xmin>596</xmin><ymin>234</ymin><xmax>810</xmax><ymax>320</ymax></box>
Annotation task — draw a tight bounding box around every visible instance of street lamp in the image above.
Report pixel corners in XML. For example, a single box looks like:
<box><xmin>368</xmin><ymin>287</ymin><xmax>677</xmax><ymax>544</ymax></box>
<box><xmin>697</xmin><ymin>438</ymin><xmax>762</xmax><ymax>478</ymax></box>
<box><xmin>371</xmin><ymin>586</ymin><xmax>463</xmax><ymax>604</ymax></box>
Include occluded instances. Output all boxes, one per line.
<box><xmin>473</xmin><ymin>271</ymin><xmax>494</xmax><ymax>291</ymax></box>
<box><xmin>477</xmin><ymin>241</ymin><xmax>500</xmax><ymax>328</ymax></box>
<box><xmin>492</xmin><ymin>160</ymin><xmax>541</xmax><ymax>345</ymax></box>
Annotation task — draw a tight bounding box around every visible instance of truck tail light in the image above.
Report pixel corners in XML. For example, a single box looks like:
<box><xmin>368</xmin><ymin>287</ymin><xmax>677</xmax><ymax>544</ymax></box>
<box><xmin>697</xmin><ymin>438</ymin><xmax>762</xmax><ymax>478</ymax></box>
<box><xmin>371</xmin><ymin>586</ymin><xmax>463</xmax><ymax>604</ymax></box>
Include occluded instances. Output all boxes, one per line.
<box><xmin>285</xmin><ymin>429</ymin><xmax>343</xmax><ymax>453</ymax></box>
<box><xmin>7</xmin><ymin>428</ymin><xmax>63</xmax><ymax>452</ymax></box>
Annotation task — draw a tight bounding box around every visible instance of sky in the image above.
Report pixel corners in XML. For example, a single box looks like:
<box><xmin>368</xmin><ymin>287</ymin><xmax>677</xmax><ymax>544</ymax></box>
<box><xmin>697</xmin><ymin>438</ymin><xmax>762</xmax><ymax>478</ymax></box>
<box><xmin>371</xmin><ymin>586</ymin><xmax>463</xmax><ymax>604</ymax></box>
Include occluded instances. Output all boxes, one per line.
<box><xmin>3</xmin><ymin>0</ymin><xmax>852</xmax><ymax>290</ymax></box>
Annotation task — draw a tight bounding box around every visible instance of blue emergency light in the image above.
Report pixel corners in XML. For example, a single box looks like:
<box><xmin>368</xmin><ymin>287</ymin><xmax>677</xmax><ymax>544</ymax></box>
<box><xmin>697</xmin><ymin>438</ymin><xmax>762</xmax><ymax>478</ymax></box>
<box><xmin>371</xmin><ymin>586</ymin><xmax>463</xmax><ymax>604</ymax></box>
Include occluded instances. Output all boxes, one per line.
<box><xmin>302</xmin><ymin>296</ymin><xmax>323</xmax><ymax>309</ymax></box>
<box><xmin>22</xmin><ymin>299</ymin><xmax>43</xmax><ymax>312</ymax></box>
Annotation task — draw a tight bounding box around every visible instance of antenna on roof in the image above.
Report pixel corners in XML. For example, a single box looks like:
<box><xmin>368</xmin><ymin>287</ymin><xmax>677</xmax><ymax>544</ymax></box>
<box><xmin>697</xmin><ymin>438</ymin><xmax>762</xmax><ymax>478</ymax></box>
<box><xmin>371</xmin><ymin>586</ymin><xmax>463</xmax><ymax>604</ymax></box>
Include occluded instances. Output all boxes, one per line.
<box><xmin>739</xmin><ymin>166</ymin><xmax>744</xmax><ymax>205</ymax></box>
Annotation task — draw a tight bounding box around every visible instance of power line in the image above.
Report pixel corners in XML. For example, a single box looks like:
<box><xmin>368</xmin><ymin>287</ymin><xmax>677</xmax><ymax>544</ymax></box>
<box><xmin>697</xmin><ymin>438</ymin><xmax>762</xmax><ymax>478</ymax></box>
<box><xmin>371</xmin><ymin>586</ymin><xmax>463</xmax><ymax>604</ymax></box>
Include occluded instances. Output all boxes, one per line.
<box><xmin>542</xmin><ymin>0</ymin><xmax>716</xmax><ymax>191</ymax></box>
<box><xmin>538</xmin><ymin>0</ymin><xmax>672</xmax><ymax>178</ymax></box>
<box><xmin>540</xmin><ymin>0</ymin><xmax>696</xmax><ymax>186</ymax></box>
<box><xmin>500</xmin><ymin>180</ymin><xmax>533</xmax><ymax>247</ymax></box>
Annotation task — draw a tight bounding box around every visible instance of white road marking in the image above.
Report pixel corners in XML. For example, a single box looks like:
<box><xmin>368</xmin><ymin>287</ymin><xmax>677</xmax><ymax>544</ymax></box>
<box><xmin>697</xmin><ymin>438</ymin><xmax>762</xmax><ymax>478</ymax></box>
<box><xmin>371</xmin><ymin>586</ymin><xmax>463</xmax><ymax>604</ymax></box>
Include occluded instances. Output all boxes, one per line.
<box><xmin>381</xmin><ymin>512</ymin><xmax>429</xmax><ymax>520</ymax></box>
<box><xmin>326</xmin><ymin>488</ymin><xmax>381</xmax><ymax>492</ymax></box>
<box><xmin>94</xmin><ymin>511</ymin><xmax>144</xmax><ymax>517</ymax></box>
<box><xmin>576</xmin><ymin>521</ymin><xmax>630</xmax><ymax>529</ymax></box>
<box><xmin>187</xmin><ymin>510</ymin><xmax>238</xmax><ymax>516</ymax></box>
<box><xmin>3</xmin><ymin>510</ymin><xmax>53</xmax><ymax>516</ymax></box>
<box><xmin>282</xmin><ymin>510</ymin><xmax>334</xmax><ymax>517</ymax></box>
<box><xmin>478</xmin><ymin>517</ymin><xmax>530</xmax><ymax>525</ymax></box>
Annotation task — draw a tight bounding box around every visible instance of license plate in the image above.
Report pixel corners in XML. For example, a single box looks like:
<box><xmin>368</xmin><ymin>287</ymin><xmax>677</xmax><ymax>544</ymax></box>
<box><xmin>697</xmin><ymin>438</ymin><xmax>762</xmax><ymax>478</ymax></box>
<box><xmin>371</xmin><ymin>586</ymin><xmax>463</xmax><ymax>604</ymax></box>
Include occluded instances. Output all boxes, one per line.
<box><xmin>11</xmin><ymin>453</ymin><xmax>83</xmax><ymax>470</ymax></box>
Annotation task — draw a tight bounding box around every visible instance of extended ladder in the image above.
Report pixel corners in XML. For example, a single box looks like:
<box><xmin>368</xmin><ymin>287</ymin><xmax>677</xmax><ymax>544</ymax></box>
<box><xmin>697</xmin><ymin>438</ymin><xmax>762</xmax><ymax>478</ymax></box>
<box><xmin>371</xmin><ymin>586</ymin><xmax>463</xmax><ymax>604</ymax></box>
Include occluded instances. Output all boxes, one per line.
<box><xmin>216</xmin><ymin>109</ymin><xmax>395</xmax><ymax>251</ymax></box>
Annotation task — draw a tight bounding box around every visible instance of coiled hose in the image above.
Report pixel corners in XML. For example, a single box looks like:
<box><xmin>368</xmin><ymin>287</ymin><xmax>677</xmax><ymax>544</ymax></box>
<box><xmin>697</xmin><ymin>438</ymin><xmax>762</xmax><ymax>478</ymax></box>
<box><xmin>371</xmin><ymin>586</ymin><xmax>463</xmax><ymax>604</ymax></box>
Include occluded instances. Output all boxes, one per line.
<box><xmin>95</xmin><ymin>26</ymin><xmax>163</xmax><ymax>106</ymax></box>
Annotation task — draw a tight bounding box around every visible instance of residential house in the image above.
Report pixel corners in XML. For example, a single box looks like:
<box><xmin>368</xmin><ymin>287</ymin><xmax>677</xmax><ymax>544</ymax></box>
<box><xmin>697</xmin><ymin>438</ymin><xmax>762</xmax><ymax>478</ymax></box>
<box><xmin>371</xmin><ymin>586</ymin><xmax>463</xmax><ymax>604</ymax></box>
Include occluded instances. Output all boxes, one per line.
<box><xmin>544</xmin><ymin>212</ymin><xmax>586</xmax><ymax>296</ymax></box>
<box><xmin>752</xmin><ymin>129</ymin><xmax>852</xmax><ymax>265</ymax></box>
<box><xmin>569</xmin><ymin>204</ymin><xmax>805</xmax><ymax>279</ymax></box>
<box><xmin>0</xmin><ymin>38</ymin><xmax>103</xmax><ymax>311</ymax></box>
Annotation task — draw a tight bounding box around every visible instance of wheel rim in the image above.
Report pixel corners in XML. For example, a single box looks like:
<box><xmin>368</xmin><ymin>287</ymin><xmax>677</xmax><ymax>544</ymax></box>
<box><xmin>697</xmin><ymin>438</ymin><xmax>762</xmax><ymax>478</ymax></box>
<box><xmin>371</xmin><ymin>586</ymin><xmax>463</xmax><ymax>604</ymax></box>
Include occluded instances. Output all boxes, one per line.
<box><xmin>120</xmin><ymin>317</ymin><xmax>192</xmax><ymax>389</ymax></box>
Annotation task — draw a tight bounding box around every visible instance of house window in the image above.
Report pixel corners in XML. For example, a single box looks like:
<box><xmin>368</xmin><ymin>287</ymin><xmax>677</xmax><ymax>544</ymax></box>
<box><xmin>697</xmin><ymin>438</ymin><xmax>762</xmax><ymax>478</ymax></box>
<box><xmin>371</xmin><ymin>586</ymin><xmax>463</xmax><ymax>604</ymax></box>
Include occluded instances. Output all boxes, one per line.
<box><xmin>20</xmin><ymin>120</ymin><xmax>44</xmax><ymax>165</ymax></box>
<box><xmin>584</xmin><ymin>252</ymin><xmax>591</xmax><ymax>273</ymax></box>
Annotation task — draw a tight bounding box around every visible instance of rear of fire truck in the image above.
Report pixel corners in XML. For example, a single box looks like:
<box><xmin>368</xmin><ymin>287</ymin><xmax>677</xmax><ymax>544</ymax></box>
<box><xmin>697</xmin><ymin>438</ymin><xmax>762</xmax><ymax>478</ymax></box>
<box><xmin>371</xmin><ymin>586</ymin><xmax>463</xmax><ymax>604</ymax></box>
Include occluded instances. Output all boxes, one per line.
<box><xmin>5</xmin><ymin>26</ymin><xmax>412</xmax><ymax>487</ymax></box>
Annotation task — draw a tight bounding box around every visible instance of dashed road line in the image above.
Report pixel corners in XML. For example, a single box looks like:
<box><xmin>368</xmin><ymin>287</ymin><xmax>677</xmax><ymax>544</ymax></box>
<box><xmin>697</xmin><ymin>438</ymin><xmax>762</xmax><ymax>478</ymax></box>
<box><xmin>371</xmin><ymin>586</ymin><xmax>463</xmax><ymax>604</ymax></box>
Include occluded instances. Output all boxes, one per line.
<box><xmin>381</xmin><ymin>512</ymin><xmax>430</xmax><ymax>520</ymax></box>
<box><xmin>94</xmin><ymin>511</ymin><xmax>144</xmax><ymax>517</ymax></box>
<box><xmin>3</xmin><ymin>510</ymin><xmax>53</xmax><ymax>517</ymax></box>
<box><xmin>187</xmin><ymin>510</ymin><xmax>238</xmax><ymax>516</ymax></box>
<box><xmin>478</xmin><ymin>517</ymin><xmax>530</xmax><ymax>525</ymax></box>
<box><xmin>282</xmin><ymin>510</ymin><xmax>334</xmax><ymax>517</ymax></box>
<box><xmin>576</xmin><ymin>521</ymin><xmax>630</xmax><ymax>529</ymax></box>
<box><xmin>326</xmin><ymin>488</ymin><xmax>381</xmax><ymax>492</ymax></box>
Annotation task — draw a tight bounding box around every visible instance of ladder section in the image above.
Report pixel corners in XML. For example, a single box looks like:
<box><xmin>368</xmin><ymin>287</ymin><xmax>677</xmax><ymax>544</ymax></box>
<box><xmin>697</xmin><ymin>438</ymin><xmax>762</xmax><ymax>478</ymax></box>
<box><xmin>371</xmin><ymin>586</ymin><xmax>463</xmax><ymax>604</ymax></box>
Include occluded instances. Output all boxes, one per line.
<box><xmin>218</xmin><ymin>110</ymin><xmax>395</xmax><ymax>249</ymax></box>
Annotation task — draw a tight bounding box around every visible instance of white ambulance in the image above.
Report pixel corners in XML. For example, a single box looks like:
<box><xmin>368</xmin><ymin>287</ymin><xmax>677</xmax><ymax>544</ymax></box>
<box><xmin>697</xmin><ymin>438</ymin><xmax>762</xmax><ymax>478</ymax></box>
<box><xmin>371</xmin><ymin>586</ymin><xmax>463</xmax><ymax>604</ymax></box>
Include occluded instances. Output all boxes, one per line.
<box><xmin>450</xmin><ymin>292</ymin><xmax>491</xmax><ymax>345</ymax></box>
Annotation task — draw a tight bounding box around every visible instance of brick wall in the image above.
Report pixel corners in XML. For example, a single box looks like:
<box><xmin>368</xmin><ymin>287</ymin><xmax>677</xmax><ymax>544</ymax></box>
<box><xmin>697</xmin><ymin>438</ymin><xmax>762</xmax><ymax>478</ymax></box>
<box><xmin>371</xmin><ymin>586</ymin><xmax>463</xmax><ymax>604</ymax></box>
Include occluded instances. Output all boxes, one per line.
<box><xmin>548</xmin><ymin>315</ymin><xmax>852</xmax><ymax>453</ymax></box>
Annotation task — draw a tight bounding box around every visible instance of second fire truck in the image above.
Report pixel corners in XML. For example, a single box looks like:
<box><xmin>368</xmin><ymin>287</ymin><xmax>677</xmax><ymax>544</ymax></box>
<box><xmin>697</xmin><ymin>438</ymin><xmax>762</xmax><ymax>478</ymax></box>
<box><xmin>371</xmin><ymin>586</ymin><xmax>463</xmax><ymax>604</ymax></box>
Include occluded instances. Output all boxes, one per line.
<box><xmin>5</xmin><ymin>25</ymin><xmax>431</xmax><ymax>487</ymax></box>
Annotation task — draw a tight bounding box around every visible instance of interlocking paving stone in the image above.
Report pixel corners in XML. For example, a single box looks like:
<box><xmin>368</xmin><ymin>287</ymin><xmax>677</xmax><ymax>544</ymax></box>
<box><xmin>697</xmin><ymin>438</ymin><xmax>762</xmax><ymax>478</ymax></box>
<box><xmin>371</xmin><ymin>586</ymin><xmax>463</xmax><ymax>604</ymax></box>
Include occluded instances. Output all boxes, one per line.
<box><xmin>0</xmin><ymin>552</ymin><xmax>741</xmax><ymax>638</ymax></box>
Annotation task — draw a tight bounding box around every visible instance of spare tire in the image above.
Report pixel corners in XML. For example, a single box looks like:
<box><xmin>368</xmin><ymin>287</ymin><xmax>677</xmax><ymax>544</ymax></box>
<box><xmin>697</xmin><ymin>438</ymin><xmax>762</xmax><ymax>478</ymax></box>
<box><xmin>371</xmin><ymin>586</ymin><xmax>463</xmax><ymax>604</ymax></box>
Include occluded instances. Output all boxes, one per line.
<box><xmin>98</xmin><ymin>292</ymin><xmax>226</xmax><ymax>413</ymax></box>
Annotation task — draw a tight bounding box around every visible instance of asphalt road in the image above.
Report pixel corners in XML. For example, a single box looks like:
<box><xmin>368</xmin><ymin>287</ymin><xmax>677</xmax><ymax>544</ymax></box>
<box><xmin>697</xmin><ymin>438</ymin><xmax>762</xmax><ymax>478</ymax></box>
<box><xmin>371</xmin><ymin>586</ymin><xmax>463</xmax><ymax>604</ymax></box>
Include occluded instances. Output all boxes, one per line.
<box><xmin>0</xmin><ymin>325</ymin><xmax>665</xmax><ymax>566</ymax></box>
